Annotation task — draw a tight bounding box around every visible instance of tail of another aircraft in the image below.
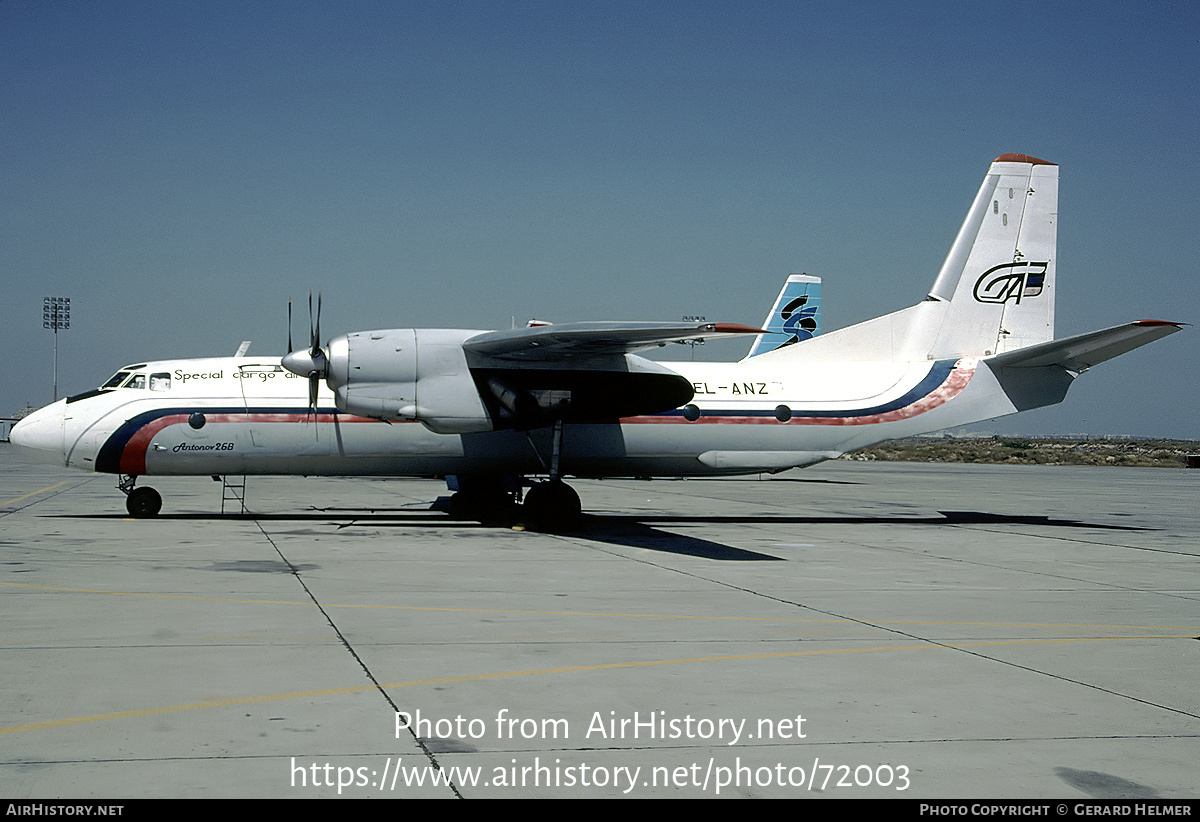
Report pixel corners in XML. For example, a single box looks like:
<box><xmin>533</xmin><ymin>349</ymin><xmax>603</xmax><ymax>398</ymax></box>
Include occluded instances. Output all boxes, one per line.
<box><xmin>752</xmin><ymin>154</ymin><xmax>1060</xmax><ymax>363</ymax></box>
<box><xmin>747</xmin><ymin>274</ymin><xmax>821</xmax><ymax>357</ymax></box>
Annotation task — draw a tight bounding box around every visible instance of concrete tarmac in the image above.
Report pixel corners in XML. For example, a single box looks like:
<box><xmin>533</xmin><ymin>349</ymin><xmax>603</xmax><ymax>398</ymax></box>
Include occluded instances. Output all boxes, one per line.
<box><xmin>1</xmin><ymin>443</ymin><xmax>1197</xmax><ymax>799</ymax></box>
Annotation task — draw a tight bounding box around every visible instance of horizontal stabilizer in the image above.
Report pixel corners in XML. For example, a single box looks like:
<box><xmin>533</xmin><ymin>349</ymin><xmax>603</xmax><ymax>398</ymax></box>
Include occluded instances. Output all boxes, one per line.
<box><xmin>987</xmin><ymin>320</ymin><xmax>1183</xmax><ymax>371</ymax></box>
<box><xmin>465</xmin><ymin>321</ymin><xmax>764</xmax><ymax>362</ymax></box>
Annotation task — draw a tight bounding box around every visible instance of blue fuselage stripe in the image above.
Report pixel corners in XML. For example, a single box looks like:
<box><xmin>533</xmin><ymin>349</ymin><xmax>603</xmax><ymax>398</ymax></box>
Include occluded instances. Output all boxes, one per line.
<box><xmin>659</xmin><ymin>359</ymin><xmax>955</xmax><ymax>418</ymax></box>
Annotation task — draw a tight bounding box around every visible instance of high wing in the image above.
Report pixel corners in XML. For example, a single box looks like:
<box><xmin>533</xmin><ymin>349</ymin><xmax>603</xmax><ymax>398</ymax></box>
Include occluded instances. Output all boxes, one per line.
<box><xmin>463</xmin><ymin>321</ymin><xmax>765</xmax><ymax>361</ymax></box>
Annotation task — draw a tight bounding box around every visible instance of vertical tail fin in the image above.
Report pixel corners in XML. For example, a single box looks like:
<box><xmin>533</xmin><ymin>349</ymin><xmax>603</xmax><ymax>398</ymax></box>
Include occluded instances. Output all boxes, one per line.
<box><xmin>747</xmin><ymin>274</ymin><xmax>821</xmax><ymax>357</ymax></box>
<box><xmin>927</xmin><ymin>154</ymin><xmax>1058</xmax><ymax>357</ymax></box>
<box><xmin>750</xmin><ymin>155</ymin><xmax>1059</xmax><ymax>364</ymax></box>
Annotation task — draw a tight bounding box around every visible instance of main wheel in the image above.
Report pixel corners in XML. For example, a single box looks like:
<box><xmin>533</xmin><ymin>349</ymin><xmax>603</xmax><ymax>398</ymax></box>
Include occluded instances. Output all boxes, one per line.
<box><xmin>522</xmin><ymin>480</ymin><xmax>582</xmax><ymax>528</ymax></box>
<box><xmin>126</xmin><ymin>487</ymin><xmax>162</xmax><ymax>518</ymax></box>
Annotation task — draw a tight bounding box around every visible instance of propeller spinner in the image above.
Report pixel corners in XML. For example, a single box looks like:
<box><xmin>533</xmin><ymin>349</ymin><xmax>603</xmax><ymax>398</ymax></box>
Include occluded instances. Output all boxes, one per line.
<box><xmin>281</xmin><ymin>292</ymin><xmax>327</xmax><ymax>413</ymax></box>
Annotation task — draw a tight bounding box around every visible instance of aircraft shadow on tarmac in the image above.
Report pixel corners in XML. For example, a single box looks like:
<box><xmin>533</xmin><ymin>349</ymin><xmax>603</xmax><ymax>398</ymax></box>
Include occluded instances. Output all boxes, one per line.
<box><xmin>559</xmin><ymin>511</ymin><xmax>1151</xmax><ymax>561</ymax></box>
<box><xmin>52</xmin><ymin>508</ymin><xmax>1151</xmax><ymax>562</ymax></box>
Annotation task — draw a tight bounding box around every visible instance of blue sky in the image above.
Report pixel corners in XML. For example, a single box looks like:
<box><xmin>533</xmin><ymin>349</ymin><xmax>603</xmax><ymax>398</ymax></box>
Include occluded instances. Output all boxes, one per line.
<box><xmin>3</xmin><ymin>1</ymin><xmax>1197</xmax><ymax>437</ymax></box>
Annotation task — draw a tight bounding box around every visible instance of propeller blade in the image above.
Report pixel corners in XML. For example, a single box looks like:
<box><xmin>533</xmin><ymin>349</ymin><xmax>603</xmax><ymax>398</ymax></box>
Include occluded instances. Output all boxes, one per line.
<box><xmin>287</xmin><ymin>298</ymin><xmax>294</xmax><ymax>353</ymax></box>
<box><xmin>307</xmin><ymin>292</ymin><xmax>315</xmax><ymax>354</ymax></box>
<box><xmin>312</xmin><ymin>292</ymin><xmax>322</xmax><ymax>357</ymax></box>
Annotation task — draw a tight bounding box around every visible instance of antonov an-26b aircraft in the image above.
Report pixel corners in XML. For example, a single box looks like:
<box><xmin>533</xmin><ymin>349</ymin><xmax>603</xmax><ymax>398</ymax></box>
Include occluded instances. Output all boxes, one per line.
<box><xmin>11</xmin><ymin>155</ymin><xmax>1182</xmax><ymax>523</ymax></box>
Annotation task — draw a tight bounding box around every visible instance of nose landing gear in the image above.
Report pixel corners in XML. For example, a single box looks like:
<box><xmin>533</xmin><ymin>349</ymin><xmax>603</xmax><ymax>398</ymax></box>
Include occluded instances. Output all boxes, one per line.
<box><xmin>118</xmin><ymin>475</ymin><xmax>162</xmax><ymax>518</ymax></box>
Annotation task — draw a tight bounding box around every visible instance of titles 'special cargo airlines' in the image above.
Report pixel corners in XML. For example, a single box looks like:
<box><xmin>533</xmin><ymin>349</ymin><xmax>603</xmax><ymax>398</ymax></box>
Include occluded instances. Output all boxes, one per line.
<box><xmin>11</xmin><ymin>155</ymin><xmax>1183</xmax><ymax>524</ymax></box>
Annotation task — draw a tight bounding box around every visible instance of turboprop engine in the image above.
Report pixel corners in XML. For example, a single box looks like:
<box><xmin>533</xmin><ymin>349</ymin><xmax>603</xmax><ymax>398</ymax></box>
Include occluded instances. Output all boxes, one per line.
<box><xmin>322</xmin><ymin>328</ymin><xmax>492</xmax><ymax>433</ymax></box>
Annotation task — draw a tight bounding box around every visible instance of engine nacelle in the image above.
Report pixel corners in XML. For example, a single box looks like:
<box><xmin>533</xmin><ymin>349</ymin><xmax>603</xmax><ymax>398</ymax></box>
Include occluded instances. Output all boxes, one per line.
<box><xmin>326</xmin><ymin>329</ymin><xmax>495</xmax><ymax>434</ymax></box>
<box><xmin>323</xmin><ymin>327</ymin><xmax>697</xmax><ymax>434</ymax></box>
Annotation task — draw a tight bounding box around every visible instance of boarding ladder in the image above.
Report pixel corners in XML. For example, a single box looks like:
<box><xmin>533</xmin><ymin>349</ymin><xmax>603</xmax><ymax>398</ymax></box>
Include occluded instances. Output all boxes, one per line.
<box><xmin>220</xmin><ymin>475</ymin><xmax>247</xmax><ymax>515</ymax></box>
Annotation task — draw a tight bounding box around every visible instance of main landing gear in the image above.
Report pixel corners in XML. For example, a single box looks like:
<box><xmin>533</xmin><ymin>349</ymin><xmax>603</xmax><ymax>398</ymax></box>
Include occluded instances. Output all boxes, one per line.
<box><xmin>443</xmin><ymin>475</ymin><xmax>582</xmax><ymax>529</ymax></box>
<box><xmin>521</xmin><ymin>479</ymin><xmax>582</xmax><ymax>526</ymax></box>
<box><xmin>521</xmin><ymin>418</ymin><xmax>584</xmax><ymax>527</ymax></box>
<box><xmin>520</xmin><ymin>419</ymin><xmax>582</xmax><ymax>527</ymax></box>
<box><xmin>445</xmin><ymin>421</ymin><xmax>584</xmax><ymax>529</ymax></box>
<box><xmin>118</xmin><ymin>475</ymin><xmax>162</xmax><ymax>518</ymax></box>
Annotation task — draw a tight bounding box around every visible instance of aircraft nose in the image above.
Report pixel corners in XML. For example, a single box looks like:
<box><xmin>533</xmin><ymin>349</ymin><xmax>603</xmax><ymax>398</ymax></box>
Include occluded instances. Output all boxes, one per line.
<box><xmin>10</xmin><ymin>401</ymin><xmax>65</xmax><ymax>457</ymax></box>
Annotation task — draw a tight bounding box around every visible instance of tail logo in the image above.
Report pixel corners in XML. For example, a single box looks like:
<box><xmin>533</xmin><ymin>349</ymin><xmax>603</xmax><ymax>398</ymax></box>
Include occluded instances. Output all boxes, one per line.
<box><xmin>778</xmin><ymin>295</ymin><xmax>819</xmax><ymax>345</ymax></box>
<box><xmin>973</xmin><ymin>262</ymin><xmax>1049</xmax><ymax>304</ymax></box>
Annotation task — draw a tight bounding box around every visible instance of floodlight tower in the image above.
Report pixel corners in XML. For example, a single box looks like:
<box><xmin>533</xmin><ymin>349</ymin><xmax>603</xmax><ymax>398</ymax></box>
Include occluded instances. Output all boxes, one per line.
<box><xmin>681</xmin><ymin>314</ymin><xmax>706</xmax><ymax>360</ymax></box>
<box><xmin>43</xmin><ymin>296</ymin><xmax>70</xmax><ymax>401</ymax></box>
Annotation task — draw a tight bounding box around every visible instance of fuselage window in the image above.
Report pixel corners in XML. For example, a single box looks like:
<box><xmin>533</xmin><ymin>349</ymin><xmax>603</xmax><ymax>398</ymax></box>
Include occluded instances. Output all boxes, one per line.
<box><xmin>125</xmin><ymin>374</ymin><xmax>146</xmax><ymax>390</ymax></box>
<box><xmin>102</xmin><ymin>371</ymin><xmax>130</xmax><ymax>389</ymax></box>
<box><xmin>149</xmin><ymin>373</ymin><xmax>171</xmax><ymax>392</ymax></box>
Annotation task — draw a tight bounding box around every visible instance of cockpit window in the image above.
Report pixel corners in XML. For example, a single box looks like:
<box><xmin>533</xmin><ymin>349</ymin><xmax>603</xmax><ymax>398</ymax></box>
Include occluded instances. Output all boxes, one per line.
<box><xmin>102</xmin><ymin>371</ymin><xmax>130</xmax><ymax>389</ymax></box>
<box><xmin>149</xmin><ymin>372</ymin><xmax>171</xmax><ymax>392</ymax></box>
<box><xmin>124</xmin><ymin>374</ymin><xmax>146</xmax><ymax>390</ymax></box>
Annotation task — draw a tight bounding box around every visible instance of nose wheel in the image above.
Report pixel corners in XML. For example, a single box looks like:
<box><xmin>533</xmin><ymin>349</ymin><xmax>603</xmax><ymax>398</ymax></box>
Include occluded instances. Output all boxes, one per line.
<box><xmin>119</xmin><ymin>475</ymin><xmax>162</xmax><ymax>518</ymax></box>
<box><xmin>126</xmin><ymin>487</ymin><xmax>163</xmax><ymax>518</ymax></box>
